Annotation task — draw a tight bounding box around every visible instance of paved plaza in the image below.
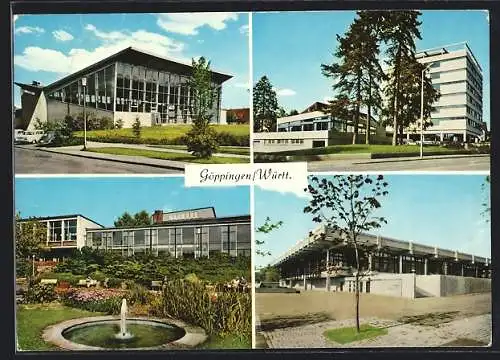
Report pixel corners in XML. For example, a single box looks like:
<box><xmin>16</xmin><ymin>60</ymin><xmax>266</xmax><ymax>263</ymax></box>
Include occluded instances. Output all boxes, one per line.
<box><xmin>256</xmin><ymin>292</ymin><xmax>491</xmax><ymax>348</ymax></box>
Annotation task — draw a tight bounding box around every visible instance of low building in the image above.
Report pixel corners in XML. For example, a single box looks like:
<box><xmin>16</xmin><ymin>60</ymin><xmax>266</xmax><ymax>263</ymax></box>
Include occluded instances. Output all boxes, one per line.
<box><xmin>271</xmin><ymin>225</ymin><xmax>491</xmax><ymax>298</ymax></box>
<box><xmin>18</xmin><ymin>214</ymin><xmax>104</xmax><ymax>258</ymax></box>
<box><xmin>253</xmin><ymin>101</ymin><xmax>385</xmax><ymax>153</ymax></box>
<box><xmin>18</xmin><ymin>208</ymin><xmax>251</xmax><ymax>259</ymax></box>
<box><xmin>14</xmin><ymin>47</ymin><xmax>232</xmax><ymax>131</ymax></box>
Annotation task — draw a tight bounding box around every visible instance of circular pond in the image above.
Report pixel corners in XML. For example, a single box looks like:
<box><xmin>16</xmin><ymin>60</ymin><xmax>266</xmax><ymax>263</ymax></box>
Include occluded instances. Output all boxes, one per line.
<box><xmin>62</xmin><ymin>319</ymin><xmax>185</xmax><ymax>349</ymax></box>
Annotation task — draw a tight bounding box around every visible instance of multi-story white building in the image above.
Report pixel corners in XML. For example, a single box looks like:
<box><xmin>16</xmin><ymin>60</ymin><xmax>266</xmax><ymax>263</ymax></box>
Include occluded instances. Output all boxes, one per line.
<box><xmin>406</xmin><ymin>42</ymin><xmax>486</xmax><ymax>142</ymax></box>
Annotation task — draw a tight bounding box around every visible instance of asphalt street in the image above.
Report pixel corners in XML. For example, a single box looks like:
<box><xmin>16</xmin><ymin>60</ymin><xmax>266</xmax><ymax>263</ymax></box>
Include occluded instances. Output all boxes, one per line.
<box><xmin>307</xmin><ymin>155</ymin><xmax>490</xmax><ymax>172</ymax></box>
<box><xmin>15</xmin><ymin>147</ymin><xmax>182</xmax><ymax>174</ymax></box>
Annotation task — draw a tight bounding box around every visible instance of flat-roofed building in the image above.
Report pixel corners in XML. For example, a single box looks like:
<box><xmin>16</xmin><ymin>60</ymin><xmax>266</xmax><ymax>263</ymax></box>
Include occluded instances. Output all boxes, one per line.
<box><xmin>387</xmin><ymin>42</ymin><xmax>486</xmax><ymax>142</ymax></box>
<box><xmin>271</xmin><ymin>225</ymin><xmax>491</xmax><ymax>298</ymax></box>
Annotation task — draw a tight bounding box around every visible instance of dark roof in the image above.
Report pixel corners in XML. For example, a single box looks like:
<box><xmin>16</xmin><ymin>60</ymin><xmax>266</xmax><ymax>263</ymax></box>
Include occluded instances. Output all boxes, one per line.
<box><xmin>41</xmin><ymin>47</ymin><xmax>232</xmax><ymax>93</ymax></box>
<box><xmin>161</xmin><ymin>206</ymin><xmax>216</xmax><ymax>218</ymax></box>
<box><xmin>18</xmin><ymin>214</ymin><xmax>104</xmax><ymax>227</ymax></box>
<box><xmin>87</xmin><ymin>215</ymin><xmax>251</xmax><ymax>231</ymax></box>
<box><xmin>14</xmin><ymin>82</ymin><xmax>44</xmax><ymax>94</ymax></box>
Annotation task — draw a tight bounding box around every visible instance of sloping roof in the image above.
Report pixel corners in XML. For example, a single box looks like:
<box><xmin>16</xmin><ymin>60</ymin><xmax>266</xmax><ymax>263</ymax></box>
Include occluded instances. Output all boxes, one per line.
<box><xmin>161</xmin><ymin>206</ymin><xmax>217</xmax><ymax>219</ymax></box>
<box><xmin>41</xmin><ymin>46</ymin><xmax>233</xmax><ymax>92</ymax></box>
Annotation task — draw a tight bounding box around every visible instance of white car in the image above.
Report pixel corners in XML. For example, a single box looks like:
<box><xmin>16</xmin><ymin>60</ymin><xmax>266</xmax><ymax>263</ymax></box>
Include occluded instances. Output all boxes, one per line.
<box><xmin>17</xmin><ymin>130</ymin><xmax>45</xmax><ymax>144</ymax></box>
<box><xmin>14</xmin><ymin>129</ymin><xmax>25</xmax><ymax>143</ymax></box>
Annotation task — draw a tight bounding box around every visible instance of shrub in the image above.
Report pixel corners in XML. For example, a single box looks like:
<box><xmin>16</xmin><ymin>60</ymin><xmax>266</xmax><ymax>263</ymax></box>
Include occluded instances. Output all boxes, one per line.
<box><xmin>126</xmin><ymin>282</ymin><xmax>148</xmax><ymax>305</ymax></box>
<box><xmin>99</xmin><ymin>117</ymin><xmax>114</xmax><ymax>130</ymax></box>
<box><xmin>41</xmin><ymin>272</ymin><xmax>84</xmax><ymax>286</ymax></box>
<box><xmin>107</xmin><ymin>278</ymin><xmax>124</xmax><ymax>288</ymax></box>
<box><xmin>161</xmin><ymin>280</ymin><xmax>251</xmax><ymax>338</ymax></box>
<box><xmin>132</xmin><ymin>118</ymin><xmax>141</xmax><ymax>138</ymax></box>
<box><xmin>115</xmin><ymin>119</ymin><xmax>124</xmax><ymax>129</ymax></box>
<box><xmin>185</xmin><ymin>125</ymin><xmax>219</xmax><ymax>158</ymax></box>
<box><xmin>24</xmin><ymin>283</ymin><xmax>57</xmax><ymax>304</ymax></box>
<box><xmin>16</xmin><ymin>259</ymin><xmax>32</xmax><ymax>278</ymax></box>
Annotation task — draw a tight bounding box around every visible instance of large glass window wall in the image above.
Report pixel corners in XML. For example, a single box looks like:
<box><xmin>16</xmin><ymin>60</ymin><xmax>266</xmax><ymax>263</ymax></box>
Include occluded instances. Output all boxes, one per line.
<box><xmin>86</xmin><ymin>223</ymin><xmax>250</xmax><ymax>258</ymax></box>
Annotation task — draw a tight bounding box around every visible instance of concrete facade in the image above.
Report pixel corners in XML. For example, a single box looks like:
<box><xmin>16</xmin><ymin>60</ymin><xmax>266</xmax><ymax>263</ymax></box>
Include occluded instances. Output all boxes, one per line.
<box><xmin>395</xmin><ymin>42</ymin><xmax>486</xmax><ymax>142</ymax></box>
<box><xmin>272</xmin><ymin>225</ymin><xmax>491</xmax><ymax>298</ymax></box>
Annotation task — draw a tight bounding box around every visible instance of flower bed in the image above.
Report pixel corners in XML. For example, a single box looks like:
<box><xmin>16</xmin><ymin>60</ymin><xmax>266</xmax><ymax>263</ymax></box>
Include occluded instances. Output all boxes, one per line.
<box><xmin>59</xmin><ymin>288</ymin><xmax>127</xmax><ymax>315</ymax></box>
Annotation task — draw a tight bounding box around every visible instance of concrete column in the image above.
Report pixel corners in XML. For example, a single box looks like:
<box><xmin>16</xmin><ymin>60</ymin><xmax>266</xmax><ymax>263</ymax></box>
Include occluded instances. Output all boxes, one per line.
<box><xmin>440</xmin><ymin>132</ymin><xmax>444</xmax><ymax>142</ymax></box>
<box><xmin>303</xmin><ymin>273</ymin><xmax>306</xmax><ymax>291</ymax></box>
<box><xmin>475</xmin><ymin>266</ymin><xmax>478</xmax><ymax>278</ymax></box>
<box><xmin>325</xmin><ymin>250</ymin><xmax>330</xmax><ymax>292</ymax></box>
<box><xmin>61</xmin><ymin>220</ymin><xmax>65</xmax><ymax>246</ymax></box>
<box><xmin>399</xmin><ymin>255</ymin><xmax>403</xmax><ymax>274</ymax></box>
<box><xmin>461</xmin><ymin>263</ymin><xmax>464</xmax><ymax>277</ymax></box>
<box><xmin>463</xmin><ymin>131</ymin><xmax>467</xmax><ymax>142</ymax></box>
<box><xmin>46</xmin><ymin>221</ymin><xmax>50</xmax><ymax>246</ymax></box>
<box><xmin>368</xmin><ymin>254</ymin><xmax>373</xmax><ymax>272</ymax></box>
<box><xmin>406</xmin><ymin>133</ymin><xmax>410</xmax><ymax>140</ymax></box>
<box><xmin>424</xmin><ymin>258</ymin><xmax>428</xmax><ymax>275</ymax></box>
<box><xmin>444</xmin><ymin>262</ymin><xmax>448</xmax><ymax>275</ymax></box>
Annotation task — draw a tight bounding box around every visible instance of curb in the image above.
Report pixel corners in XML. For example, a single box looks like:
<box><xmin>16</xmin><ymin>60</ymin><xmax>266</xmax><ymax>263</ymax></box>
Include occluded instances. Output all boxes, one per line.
<box><xmin>356</xmin><ymin>153</ymin><xmax>490</xmax><ymax>165</ymax></box>
<box><xmin>16</xmin><ymin>145</ymin><xmax>185</xmax><ymax>172</ymax></box>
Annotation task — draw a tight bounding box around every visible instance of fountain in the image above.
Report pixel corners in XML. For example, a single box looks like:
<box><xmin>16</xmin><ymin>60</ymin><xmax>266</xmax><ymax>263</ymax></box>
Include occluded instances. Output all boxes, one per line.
<box><xmin>115</xmin><ymin>298</ymin><xmax>133</xmax><ymax>340</ymax></box>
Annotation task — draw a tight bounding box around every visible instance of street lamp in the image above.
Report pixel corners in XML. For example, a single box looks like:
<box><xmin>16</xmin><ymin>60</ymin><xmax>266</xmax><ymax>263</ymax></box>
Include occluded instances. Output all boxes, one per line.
<box><xmin>420</xmin><ymin>62</ymin><xmax>434</xmax><ymax>159</ymax></box>
<box><xmin>32</xmin><ymin>254</ymin><xmax>35</xmax><ymax>278</ymax></box>
<box><xmin>81</xmin><ymin>77</ymin><xmax>87</xmax><ymax>151</ymax></box>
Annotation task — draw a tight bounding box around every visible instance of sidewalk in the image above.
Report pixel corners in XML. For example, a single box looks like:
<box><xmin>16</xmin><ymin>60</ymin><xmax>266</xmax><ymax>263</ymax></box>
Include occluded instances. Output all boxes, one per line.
<box><xmin>17</xmin><ymin>144</ymin><xmax>186</xmax><ymax>171</ymax></box>
<box><xmin>84</xmin><ymin>141</ymin><xmax>250</xmax><ymax>159</ymax></box>
<box><xmin>355</xmin><ymin>153</ymin><xmax>490</xmax><ymax>164</ymax></box>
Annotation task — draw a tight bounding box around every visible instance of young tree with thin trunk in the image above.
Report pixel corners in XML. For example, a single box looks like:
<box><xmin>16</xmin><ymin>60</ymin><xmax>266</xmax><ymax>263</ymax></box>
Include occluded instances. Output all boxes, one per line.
<box><xmin>186</xmin><ymin>56</ymin><xmax>219</xmax><ymax>158</ymax></box>
<box><xmin>304</xmin><ymin>175</ymin><xmax>389</xmax><ymax>333</ymax></box>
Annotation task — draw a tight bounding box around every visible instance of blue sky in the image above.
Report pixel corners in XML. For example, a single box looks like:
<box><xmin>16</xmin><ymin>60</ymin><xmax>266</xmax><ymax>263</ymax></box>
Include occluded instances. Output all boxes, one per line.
<box><xmin>253</xmin><ymin>10</ymin><xmax>490</xmax><ymax>125</ymax></box>
<box><xmin>15</xmin><ymin>177</ymin><xmax>250</xmax><ymax>226</ymax></box>
<box><xmin>12</xmin><ymin>13</ymin><xmax>250</xmax><ymax>108</ymax></box>
<box><xmin>255</xmin><ymin>175</ymin><xmax>491</xmax><ymax>268</ymax></box>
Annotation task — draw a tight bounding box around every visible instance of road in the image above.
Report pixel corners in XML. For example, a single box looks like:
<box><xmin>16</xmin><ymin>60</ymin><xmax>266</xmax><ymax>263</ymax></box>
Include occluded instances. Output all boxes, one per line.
<box><xmin>308</xmin><ymin>155</ymin><xmax>490</xmax><ymax>172</ymax></box>
<box><xmin>15</xmin><ymin>147</ymin><xmax>182</xmax><ymax>174</ymax></box>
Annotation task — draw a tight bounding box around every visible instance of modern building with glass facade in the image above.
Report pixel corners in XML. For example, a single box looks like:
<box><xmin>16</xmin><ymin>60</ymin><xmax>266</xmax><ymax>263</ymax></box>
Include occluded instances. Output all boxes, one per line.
<box><xmin>271</xmin><ymin>225</ymin><xmax>491</xmax><ymax>298</ymax></box>
<box><xmin>253</xmin><ymin>101</ymin><xmax>384</xmax><ymax>153</ymax></box>
<box><xmin>14</xmin><ymin>47</ymin><xmax>232</xmax><ymax>131</ymax></box>
<box><xmin>17</xmin><ymin>214</ymin><xmax>104</xmax><ymax>257</ymax></box>
<box><xmin>18</xmin><ymin>208</ymin><xmax>250</xmax><ymax>259</ymax></box>
<box><xmin>399</xmin><ymin>42</ymin><xmax>486</xmax><ymax>142</ymax></box>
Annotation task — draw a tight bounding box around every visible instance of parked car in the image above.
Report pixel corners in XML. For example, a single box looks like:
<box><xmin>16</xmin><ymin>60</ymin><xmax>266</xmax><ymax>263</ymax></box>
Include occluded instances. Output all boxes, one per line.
<box><xmin>16</xmin><ymin>130</ymin><xmax>45</xmax><ymax>144</ymax></box>
<box><xmin>14</xmin><ymin>129</ymin><xmax>25</xmax><ymax>143</ymax></box>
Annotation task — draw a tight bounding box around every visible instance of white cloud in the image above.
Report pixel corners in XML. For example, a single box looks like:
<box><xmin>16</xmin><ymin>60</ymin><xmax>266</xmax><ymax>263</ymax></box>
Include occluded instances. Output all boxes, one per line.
<box><xmin>156</xmin><ymin>12</ymin><xmax>238</xmax><ymax>35</ymax></box>
<box><xmin>256</xmin><ymin>183</ymin><xmax>311</xmax><ymax>200</ymax></box>
<box><xmin>13</xmin><ymin>15</ymin><xmax>19</xmax><ymax>23</ymax></box>
<box><xmin>14</xmin><ymin>24</ymin><xmax>187</xmax><ymax>74</ymax></box>
<box><xmin>52</xmin><ymin>30</ymin><xmax>74</xmax><ymax>42</ymax></box>
<box><xmin>276</xmin><ymin>88</ymin><xmax>296</xmax><ymax>97</ymax></box>
<box><xmin>239</xmin><ymin>24</ymin><xmax>249</xmax><ymax>36</ymax></box>
<box><xmin>15</xmin><ymin>26</ymin><xmax>45</xmax><ymax>35</ymax></box>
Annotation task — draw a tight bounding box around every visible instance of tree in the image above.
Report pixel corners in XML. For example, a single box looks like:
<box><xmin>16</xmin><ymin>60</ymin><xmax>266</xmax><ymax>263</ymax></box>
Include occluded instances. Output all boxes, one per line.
<box><xmin>304</xmin><ymin>175</ymin><xmax>389</xmax><ymax>333</ymax></box>
<box><xmin>15</xmin><ymin>214</ymin><xmax>46</xmax><ymax>277</ymax></box>
<box><xmin>185</xmin><ymin>56</ymin><xmax>219</xmax><ymax>158</ymax></box>
<box><xmin>377</xmin><ymin>10</ymin><xmax>423</xmax><ymax>145</ymax></box>
<box><xmin>481</xmin><ymin>175</ymin><xmax>490</xmax><ymax>221</ymax></box>
<box><xmin>255</xmin><ymin>217</ymin><xmax>283</xmax><ymax>256</ymax></box>
<box><xmin>132</xmin><ymin>117</ymin><xmax>141</xmax><ymax>138</ymax></box>
<box><xmin>115</xmin><ymin>118</ymin><xmax>124</xmax><ymax>129</ymax></box>
<box><xmin>276</xmin><ymin>106</ymin><xmax>287</xmax><ymax>119</ymax></box>
<box><xmin>289</xmin><ymin>109</ymin><xmax>299</xmax><ymax>116</ymax></box>
<box><xmin>253</xmin><ymin>76</ymin><xmax>278</xmax><ymax>132</ymax></box>
<box><xmin>322</xmin><ymin>12</ymin><xmax>385</xmax><ymax>144</ymax></box>
<box><xmin>114</xmin><ymin>211</ymin><xmax>152</xmax><ymax>227</ymax></box>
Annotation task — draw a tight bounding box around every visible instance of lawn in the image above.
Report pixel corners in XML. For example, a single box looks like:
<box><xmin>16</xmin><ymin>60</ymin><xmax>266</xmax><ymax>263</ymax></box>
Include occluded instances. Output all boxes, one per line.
<box><xmin>258</xmin><ymin>144</ymin><xmax>486</xmax><ymax>157</ymax></box>
<box><xmin>87</xmin><ymin>147</ymin><xmax>249</xmax><ymax>164</ymax></box>
<box><xmin>74</xmin><ymin>124</ymin><xmax>249</xmax><ymax>141</ymax></box>
<box><xmin>198</xmin><ymin>335</ymin><xmax>251</xmax><ymax>349</ymax></box>
<box><xmin>16</xmin><ymin>303</ymin><xmax>104</xmax><ymax>351</ymax></box>
<box><xmin>147</xmin><ymin>144</ymin><xmax>250</xmax><ymax>156</ymax></box>
<box><xmin>323</xmin><ymin>324</ymin><xmax>388</xmax><ymax>344</ymax></box>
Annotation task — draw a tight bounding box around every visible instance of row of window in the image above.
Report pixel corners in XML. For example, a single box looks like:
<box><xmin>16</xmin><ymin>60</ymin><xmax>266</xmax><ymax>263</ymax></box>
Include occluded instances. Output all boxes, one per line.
<box><xmin>466</xmin><ymin>105</ymin><xmax>482</xmax><ymax>121</ymax></box>
<box><xmin>44</xmin><ymin>219</ymin><xmax>77</xmax><ymax>242</ymax></box>
<box><xmin>46</xmin><ymin>62</ymin><xmax>222</xmax><ymax>124</ymax></box>
<box><xmin>259</xmin><ymin>139</ymin><xmax>305</xmax><ymax>145</ymax></box>
<box><xmin>85</xmin><ymin>224</ymin><xmax>251</xmax><ymax>258</ymax></box>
